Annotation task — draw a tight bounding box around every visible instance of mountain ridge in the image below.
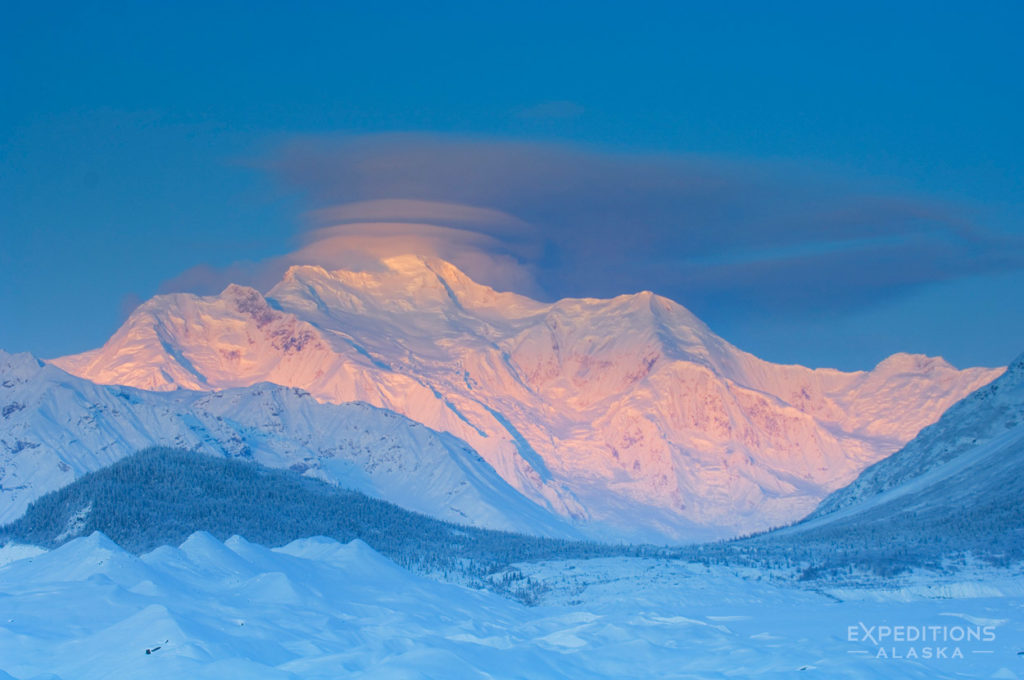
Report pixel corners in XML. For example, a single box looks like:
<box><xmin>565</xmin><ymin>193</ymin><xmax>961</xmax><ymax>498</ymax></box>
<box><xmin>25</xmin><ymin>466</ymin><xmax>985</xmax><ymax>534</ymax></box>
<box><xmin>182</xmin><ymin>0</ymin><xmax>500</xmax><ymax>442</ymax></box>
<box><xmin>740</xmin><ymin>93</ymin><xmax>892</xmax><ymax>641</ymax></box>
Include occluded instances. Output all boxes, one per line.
<box><xmin>0</xmin><ymin>349</ymin><xmax>574</xmax><ymax>536</ymax></box>
<box><xmin>714</xmin><ymin>350</ymin><xmax>1024</xmax><ymax>577</ymax></box>
<box><xmin>51</xmin><ymin>255</ymin><xmax>1004</xmax><ymax>539</ymax></box>
<box><xmin>809</xmin><ymin>351</ymin><xmax>1024</xmax><ymax>521</ymax></box>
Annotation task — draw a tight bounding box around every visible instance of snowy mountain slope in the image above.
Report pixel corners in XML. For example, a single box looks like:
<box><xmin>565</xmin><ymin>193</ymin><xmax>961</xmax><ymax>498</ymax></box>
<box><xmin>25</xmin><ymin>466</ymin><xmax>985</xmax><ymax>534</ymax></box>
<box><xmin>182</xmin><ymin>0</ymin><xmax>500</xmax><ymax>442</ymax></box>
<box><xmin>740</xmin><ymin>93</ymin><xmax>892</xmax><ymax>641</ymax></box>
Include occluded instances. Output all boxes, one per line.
<box><xmin>810</xmin><ymin>352</ymin><xmax>1024</xmax><ymax>519</ymax></box>
<box><xmin>798</xmin><ymin>425</ymin><xmax>1024</xmax><ymax>560</ymax></box>
<box><xmin>716</xmin><ymin>353</ymin><xmax>1024</xmax><ymax>576</ymax></box>
<box><xmin>0</xmin><ymin>350</ymin><xmax>575</xmax><ymax>536</ymax></box>
<box><xmin>1</xmin><ymin>531</ymin><xmax>1020</xmax><ymax>679</ymax></box>
<box><xmin>53</xmin><ymin>256</ymin><xmax>1003</xmax><ymax>539</ymax></box>
<box><xmin>0</xmin><ymin>447</ymin><xmax>613</xmax><ymax>569</ymax></box>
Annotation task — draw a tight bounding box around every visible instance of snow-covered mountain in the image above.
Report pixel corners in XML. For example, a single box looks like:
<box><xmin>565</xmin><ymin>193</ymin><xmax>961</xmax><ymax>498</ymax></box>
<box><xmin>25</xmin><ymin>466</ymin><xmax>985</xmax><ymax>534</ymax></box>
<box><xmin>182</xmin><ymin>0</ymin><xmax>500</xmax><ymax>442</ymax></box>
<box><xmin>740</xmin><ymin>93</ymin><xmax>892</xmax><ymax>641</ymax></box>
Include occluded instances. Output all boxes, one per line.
<box><xmin>0</xmin><ymin>350</ymin><xmax>573</xmax><ymax>536</ymax></box>
<box><xmin>802</xmin><ymin>352</ymin><xmax>1024</xmax><ymax>536</ymax></box>
<box><xmin>52</xmin><ymin>255</ymin><xmax>1002</xmax><ymax>539</ymax></box>
<box><xmin>723</xmin><ymin>352</ymin><xmax>1024</xmax><ymax>578</ymax></box>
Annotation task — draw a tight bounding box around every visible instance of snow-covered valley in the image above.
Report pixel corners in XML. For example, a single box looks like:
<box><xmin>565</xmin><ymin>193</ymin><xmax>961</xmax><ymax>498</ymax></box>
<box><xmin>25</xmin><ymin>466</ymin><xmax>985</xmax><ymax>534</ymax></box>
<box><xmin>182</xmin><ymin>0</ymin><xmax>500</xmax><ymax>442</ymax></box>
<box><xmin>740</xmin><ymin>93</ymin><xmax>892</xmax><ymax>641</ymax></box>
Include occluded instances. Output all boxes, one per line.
<box><xmin>1</xmin><ymin>532</ymin><xmax>1022</xmax><ymax>680</ymax></box>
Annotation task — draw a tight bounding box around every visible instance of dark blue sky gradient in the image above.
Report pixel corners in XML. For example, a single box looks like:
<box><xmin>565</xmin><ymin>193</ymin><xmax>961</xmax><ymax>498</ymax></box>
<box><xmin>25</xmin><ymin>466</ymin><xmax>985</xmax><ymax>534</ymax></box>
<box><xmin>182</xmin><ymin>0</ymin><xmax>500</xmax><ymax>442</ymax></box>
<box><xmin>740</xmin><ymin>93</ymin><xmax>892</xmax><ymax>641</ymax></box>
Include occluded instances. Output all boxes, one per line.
<box><xmin>2</xmin><ymin>2</ymin><xmax>1021</xmax><ymax>369</ymax></box>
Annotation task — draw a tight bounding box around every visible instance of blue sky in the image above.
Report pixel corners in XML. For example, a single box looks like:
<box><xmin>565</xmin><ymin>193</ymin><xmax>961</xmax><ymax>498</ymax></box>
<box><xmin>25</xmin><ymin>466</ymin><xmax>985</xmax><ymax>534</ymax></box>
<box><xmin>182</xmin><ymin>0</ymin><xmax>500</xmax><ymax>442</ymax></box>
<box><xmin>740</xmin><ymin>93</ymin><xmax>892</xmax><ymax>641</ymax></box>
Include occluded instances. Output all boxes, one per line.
<box><xmin>2</xmin><ymin>1</ymin><xmax>1021</xmax><ymax>369</ymax></box>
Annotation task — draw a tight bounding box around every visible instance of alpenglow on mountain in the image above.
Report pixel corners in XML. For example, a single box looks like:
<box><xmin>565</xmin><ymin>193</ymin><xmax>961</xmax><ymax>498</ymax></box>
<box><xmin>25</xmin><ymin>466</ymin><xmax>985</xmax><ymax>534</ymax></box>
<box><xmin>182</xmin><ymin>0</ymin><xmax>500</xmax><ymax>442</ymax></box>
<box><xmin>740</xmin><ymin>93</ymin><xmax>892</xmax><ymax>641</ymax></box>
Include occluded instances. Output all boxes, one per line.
<box><xmin>0</xmin><ymin>350</ymin><xmax>571</xmax><ymax>536</ymax></box>
<box><xmin>734</xmin><ymin>352</ymin><xmax>1024</xmax><ymax>575</ymax></box>
<box><xmin>53</xmin><ymin>255</ymin><xmax>1003</xmax><ymax>540</ymax></box>
<box><xmin>809</xmin><ymin>351</ymin><xmax>1024</xmax><ymax>531</ymax></box>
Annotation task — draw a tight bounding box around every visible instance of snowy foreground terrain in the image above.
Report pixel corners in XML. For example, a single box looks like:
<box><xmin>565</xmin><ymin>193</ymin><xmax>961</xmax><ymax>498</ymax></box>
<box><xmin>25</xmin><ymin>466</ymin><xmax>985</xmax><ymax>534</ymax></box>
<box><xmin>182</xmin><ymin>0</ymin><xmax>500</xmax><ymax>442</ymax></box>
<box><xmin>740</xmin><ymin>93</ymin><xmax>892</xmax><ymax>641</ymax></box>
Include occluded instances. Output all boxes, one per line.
<box><xmin>2</xmin><ymin>533</ymin><xmax>1023</xmax><ymax>680</ymax></box>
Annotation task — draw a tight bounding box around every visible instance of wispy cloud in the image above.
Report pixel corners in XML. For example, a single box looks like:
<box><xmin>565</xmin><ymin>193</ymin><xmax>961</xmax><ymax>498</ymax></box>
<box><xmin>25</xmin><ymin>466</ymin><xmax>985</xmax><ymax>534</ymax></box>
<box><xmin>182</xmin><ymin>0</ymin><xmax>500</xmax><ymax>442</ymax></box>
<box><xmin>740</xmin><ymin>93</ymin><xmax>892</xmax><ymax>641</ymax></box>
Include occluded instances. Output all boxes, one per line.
<box><xmin>166</xmin><ymin>134</ymin><xmax>1024</xmax><ymax>321</ymax></box>
<box><xmin>160</xmin><ymin>197</ymin><xmax>543</xmax><ymax>297</ymax></box>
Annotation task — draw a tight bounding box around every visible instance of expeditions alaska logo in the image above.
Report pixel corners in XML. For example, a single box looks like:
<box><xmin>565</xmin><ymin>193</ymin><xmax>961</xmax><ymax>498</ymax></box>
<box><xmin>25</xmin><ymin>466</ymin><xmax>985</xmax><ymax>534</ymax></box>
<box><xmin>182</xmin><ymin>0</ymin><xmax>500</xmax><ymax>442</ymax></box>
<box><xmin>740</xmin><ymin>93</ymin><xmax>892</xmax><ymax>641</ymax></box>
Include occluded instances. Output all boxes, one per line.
<box><xmin>847</xmin><ymin>621</ymin><xmax>996</xmax><ymax>660</ymax></box>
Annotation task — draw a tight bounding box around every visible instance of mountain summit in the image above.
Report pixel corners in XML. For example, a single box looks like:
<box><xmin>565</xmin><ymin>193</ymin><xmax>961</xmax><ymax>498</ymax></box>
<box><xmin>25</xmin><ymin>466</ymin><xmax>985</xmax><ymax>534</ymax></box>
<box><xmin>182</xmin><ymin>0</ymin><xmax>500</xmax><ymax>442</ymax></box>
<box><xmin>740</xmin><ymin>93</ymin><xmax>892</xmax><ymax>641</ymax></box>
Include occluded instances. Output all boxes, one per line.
<box><xmin>52</xmin><ymin>256</ymin><xmax>1003</xmax><ymax>540</ymax></box>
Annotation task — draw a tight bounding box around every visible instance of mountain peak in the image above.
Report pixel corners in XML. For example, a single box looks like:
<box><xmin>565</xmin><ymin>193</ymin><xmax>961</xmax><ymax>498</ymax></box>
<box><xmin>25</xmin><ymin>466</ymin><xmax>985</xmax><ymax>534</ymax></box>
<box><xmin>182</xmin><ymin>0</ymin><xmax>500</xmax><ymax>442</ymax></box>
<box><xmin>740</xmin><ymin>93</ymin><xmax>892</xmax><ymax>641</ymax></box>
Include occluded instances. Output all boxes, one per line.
<box><xmin>377</xmin><ymin>254</ymin><xmax>493</xmax><ymax>294</ymax></box>
<box><xmin>270</xmin><ymin>254</ymin><xmax>548</xmax><ymax>321</ymax></box>
<box><xmin>381</xmin><ymin>252</ymin><xmax>442</xmax><ymax>271</ymax></box>
<box><xmin>0</xmin><ymin>350</ymin><xmax>45</xmax><ymax>382</ymax></box>
<box><xmin>281</xmin><ymin>263</ymin><xmax>332</xmax><ymax>283</ymax></box>
<box><xmin>221</xmin><ymin>282</ymin><xmax>266</xmax><ymax>299</ymax></box>
<box><xmin>872</xmin><ymin>352</ymin><xmax>955</xmax><ymax>375</ymax></box>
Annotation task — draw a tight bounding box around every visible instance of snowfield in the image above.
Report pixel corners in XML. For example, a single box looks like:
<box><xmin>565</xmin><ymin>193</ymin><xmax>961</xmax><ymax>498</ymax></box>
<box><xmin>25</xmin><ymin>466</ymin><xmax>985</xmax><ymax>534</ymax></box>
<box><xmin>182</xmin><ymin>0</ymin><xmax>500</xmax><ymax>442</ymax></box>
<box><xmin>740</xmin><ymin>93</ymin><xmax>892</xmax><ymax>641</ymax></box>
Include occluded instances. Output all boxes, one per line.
<box><xmin>1</xmin><ymin>533</ymin><xmax>1021</xmax><ymax>679</ymax></box>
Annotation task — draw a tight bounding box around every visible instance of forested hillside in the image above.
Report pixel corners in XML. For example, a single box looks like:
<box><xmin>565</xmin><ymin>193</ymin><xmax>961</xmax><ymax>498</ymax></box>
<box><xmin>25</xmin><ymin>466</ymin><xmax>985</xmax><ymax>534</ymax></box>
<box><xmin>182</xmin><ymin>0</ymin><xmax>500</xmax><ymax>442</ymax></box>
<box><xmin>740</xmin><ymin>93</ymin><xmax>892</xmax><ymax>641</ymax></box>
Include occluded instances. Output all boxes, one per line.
<box><xmin>0</xmin><ymin>447</ymin><xmax>630</xmax><ymax>590</ymax></box>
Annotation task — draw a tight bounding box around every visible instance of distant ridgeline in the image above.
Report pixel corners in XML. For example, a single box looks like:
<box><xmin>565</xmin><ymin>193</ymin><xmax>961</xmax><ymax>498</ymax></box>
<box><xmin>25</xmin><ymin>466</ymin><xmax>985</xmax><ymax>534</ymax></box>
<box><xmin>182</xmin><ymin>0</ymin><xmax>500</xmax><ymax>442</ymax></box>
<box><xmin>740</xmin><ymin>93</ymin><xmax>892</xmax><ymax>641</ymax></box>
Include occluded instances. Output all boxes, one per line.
<box><xmin>689</xmin><ymin>354</ymin><xmax>1024</xmax><ymax>579</ymax></box>
<box><xmin>0</xmin><ymin>447</ymin><xmax>631</xmax><ymax>576</ymax></box>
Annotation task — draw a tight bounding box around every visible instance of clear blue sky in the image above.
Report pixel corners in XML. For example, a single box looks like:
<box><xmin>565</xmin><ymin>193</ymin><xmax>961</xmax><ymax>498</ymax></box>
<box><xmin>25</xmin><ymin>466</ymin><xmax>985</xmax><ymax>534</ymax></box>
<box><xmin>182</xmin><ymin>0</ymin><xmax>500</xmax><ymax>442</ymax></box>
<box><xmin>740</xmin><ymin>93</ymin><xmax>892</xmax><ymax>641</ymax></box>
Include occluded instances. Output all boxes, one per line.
<box><xmin>2</xmin><ymin>1</ymin><xmax>1021</xmax><ymax>369</ymax></box>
